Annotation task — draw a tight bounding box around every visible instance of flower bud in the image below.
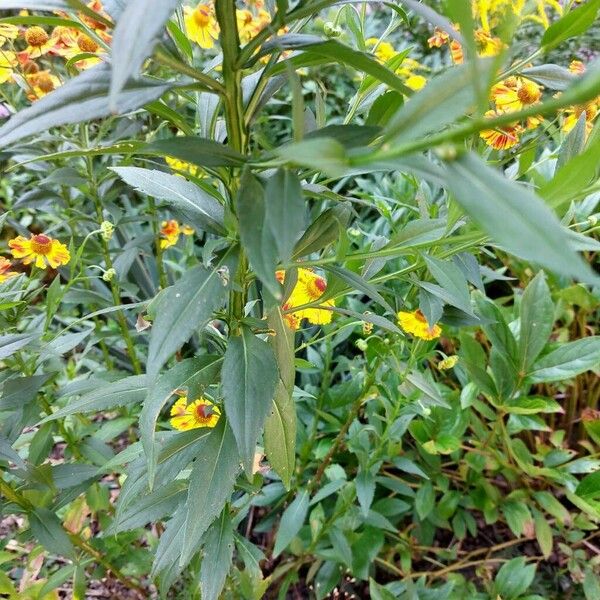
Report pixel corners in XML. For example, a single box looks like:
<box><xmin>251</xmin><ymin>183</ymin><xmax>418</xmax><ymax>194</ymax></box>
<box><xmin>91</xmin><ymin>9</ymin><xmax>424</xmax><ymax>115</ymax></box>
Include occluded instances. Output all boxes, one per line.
<box><xmin>323</xmin><ymin>21</ymin><xmax>342</xmax><ymax>38</ymax></box>
<box><xmin>102</xmin><ymin>267</ymin><xmax>116</xmax><ymax>282</ymax></box>
<box><xmin>100</xmin><ymin>220</ymin><xmax>115</xmax><ymax>241</ymax></box>
<box><xmin>355</xmin><ymin>338</ymin><xmax>368</xmax><ymax>352</ymax></box>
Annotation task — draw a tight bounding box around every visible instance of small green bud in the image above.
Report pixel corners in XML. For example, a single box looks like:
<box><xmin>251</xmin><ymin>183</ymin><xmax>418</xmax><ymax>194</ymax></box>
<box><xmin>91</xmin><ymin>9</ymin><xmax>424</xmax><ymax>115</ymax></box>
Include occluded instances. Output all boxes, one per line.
<box><xmin>100</xmin><ymin>220</ymin><xmax>115</xmax><ymax>241</ymax></box>
<box><xmin>323</xmin><ymin>21</ymin><xmax>342</xmax><ymax>38</ymax></box>
<box><xmin>102</xmin><ymin>267</ymin><xmax>116</xmax><ymax>282</ymax></box>
<box><xmin>355</xmin><ymin>338</ymin><xmax>368</xmax><ymax>352</ymax></box>
<box><xmin>434</xmin><ymin>144</ymin><xmax>459</xmax><ymax>161</ymax></box>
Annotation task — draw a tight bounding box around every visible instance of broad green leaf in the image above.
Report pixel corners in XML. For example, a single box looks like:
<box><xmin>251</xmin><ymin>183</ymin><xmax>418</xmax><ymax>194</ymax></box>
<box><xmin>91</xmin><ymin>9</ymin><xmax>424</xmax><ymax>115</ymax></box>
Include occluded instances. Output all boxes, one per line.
<box><xmin>366</xmin><ymin>91</ymin><xmax>404</xmax><ymax>127</ymax></box>
<box><xmin>29</xmin><ymin>508</ymin><xmax>75</xmax><ymax>559</ymax></box>
<box><xmin>222</xmin><ymin>326</ymin><xmax>278</xmax><ymax>477</ymax></box>
<box><xmin>423</xmin><ymin>255</ymin><xmax>474</xmax><ymax>316</ymax></box>
<box><xmin>181</xmin><ymin>419</ymin><xmax>240</xmax><ymax>566</ymax></box>
<box><xmin>0</xmin><ymin>333</ymin><xmax>35</xmax><ymax>359</ymax></box>
<box><xmin>255</xmin><ymin>36</ymin><xmax>412</xmax><ymax>96</ymax></box>
<box><xmin>443</xmin><ymin>153</ymin><xmax>597</xmax><ymax>284</ymax></box>
<box><xmin>584</xmin><ymin>567</ymin><xmax>600</xmax><ymax>600</ymax></box>
<box><xmin>415</xmin><ymin>481</ymin><xmax>435</xmax><ymax>520</ymax></box>
<box><xmin>0</xmin><ymin>374</ymin><xmax>49</xmax><ymax>410</ymax></box>
<box><xmin>473</xmin><ymin>293</ymin><xmax>517</xmax><ymax>365</ymax></box>
<box><xmin>273</xmin><ymin>489</ymin><xmax>309</xmax><ymax>557</ymax></box>
<box><xmin>521</xmin><ymin>64</ymin><xmax>575</xmax><ymax>90</ymax></box>
<box><xmin>292</xmin><ymin>204</ymin><xmax>353</xmax><ymax>259</ymax></box>
<box><xmin>109</xmin><ymin>0</ymin><xmax>181</xmax><ymax>108</ymax></box>
<box><xmin>265</xmin><ymin>169</ymin><xmax>307</xmax><ymax>264</ymax></box>
<box><xmin>235</xmin><ymin>170</ymin><xmax>280</xmax><ymax>298</ymax></box>
<box><xmin>384</xmin><ymin>59</ymin><xmax>492</xmax><ymax>142</ymax></box>
<box><xmin>540</xmin><ymin>131</ymin><xmax>600</xmax><ymax>210</ymax></box>
<box><xmin>0</xmin><ymin>64</ymin><xmax>172</xmax><ymax>148</ymax></box>
<box><xmin>276</xmin><ymin>137</ymin><xmax>349</xmax><ymax>178</ymax></box>
<box><xmin>264</xmin><ymin>308</ymin><xmax>296</xmax><ymax>489</ymax></box>
<box><xmin>112</xmin><ymin>167</ymin><xmax>226</xmax><ymax>235</ymax></box>
<box><xmin>541</xmin><ymin>0</ymin><xmax>600</xmax><ymax>50</ymax></box>
<box><xmin>140</xmin><ymin>356</ymin><xmax>223</xmax><ymax>488</ymax></box>
<box><xmin>533</xmin><ymin>508</ymin><xmax>553</xmax><ymax>559</ymax></box>
<box><xmin>0</xmin><ymin>433</ymin><xmax>26</xmax><ymax>470</ymax></box>
<box><xmin>519</xmin><ymin>272</ymin><xmax>555</xmax><ymax>372</ymax></box>
<box><xmin>576</xmin><ymin>471</ymin><xmax>600</xmax><ymax>501</ymax></box>
<box><xmin>145</xmin><ymin>136</ymin><xmax>245</xmax><ymax>167</ymax></box>
<box><xmin>200</xmin><ymin>510</ymin><xmax>234</xmax><ymax>600</ymax></box>
<box><xmin>503</xmin><ymin>396</ymin><xmax>563</xmax><ymax>415</ymax></box>
<box><xmin>147</xmin><ymin>262</ymin><xmax>230</xmax><ymax>374</ymax></box>
<box><xmin>528</xmin><ymin>337</ymin><xmax>600</xmax><ymax>383</ymax></box>
<box><xmin>493</xmin><ymin>557</ymin><xmax>536</xmax><ymax>599</ymax></box>
<box><xmin>111</xmin><ymin>481</ymin><xmax>187</xmax><ymax>533</ymax></box>
<box><xmin>40</xmin><ymin>375</ymin><xmax>148</xmax><ymax>422</ymax></box>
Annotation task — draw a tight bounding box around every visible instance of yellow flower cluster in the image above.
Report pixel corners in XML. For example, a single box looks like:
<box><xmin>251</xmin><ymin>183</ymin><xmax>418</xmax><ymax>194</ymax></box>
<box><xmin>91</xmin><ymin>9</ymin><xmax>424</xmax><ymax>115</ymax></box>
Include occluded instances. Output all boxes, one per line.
<box><xmin>278</xmin><ymin>268</ymin><xmax>335</xmax><ymax>330</ymax></box>
<box><xmin>165</xmin><ymin>156</ymin><xmax>203</xmax><ymax>178</ymax></box>
<box><xmin>366</xmin><ymin>38</ymin><xmax>427</xmax><ymax>91</ymax></box>
<box><xmin>170</xmin><ymin>396</ymin><xmax>221</xmax><ymax>431</ymax></box>
<box><xmin>159</xmin><ymin>220</ymin><xmax>195</xmax><ymax>249</ymax></box>
<box><xmin>8</xmin><ymin>232</ymin><xmax>70</xmax><ymax>269</ymax></box>
<box><xmin>0</xmin><ymin>1</ymin><xmax>110</xmax><ymax>101</ymax></box>
<box><xmin>560</xmin><ymin>61</ymin><xmax>599</xmax><ymax>137</ymax></box>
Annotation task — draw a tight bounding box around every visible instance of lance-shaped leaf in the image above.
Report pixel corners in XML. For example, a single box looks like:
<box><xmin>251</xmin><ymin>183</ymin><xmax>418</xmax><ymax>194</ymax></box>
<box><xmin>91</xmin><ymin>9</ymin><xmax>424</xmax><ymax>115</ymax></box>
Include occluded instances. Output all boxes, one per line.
<box><xmin>112</xmin><ymin>167</ymin><xmax>226</xmax><ymax>235</ymax></box>
<box><xmin>264</xmin><ymin>308</ymin><xmax>297</xmax><ymax>489</ymax></box>
<box><xmin>181</xmin><ymin>419</ymin><xmax>240</xmax><ymax>567</ymax></box>
<box><xmin>148</xmin><ymin>262</ymin><xmax>231</xmax><ymax>375</ymax></box>
<box><xmin>140</xmin><ymin>356</ymin><xmax>223</xmax><ymax>489</ymax></box>
<box><xmin>145</xmin><ymin>136</ymin><xmax>246</xmax><ymax>168</ymax></box>
<box><xmin>273</xmin><ymin>489</ymin><xmax>309</xmax><ymax>557</ymax></box>
<box><xmin>222</xmin><ymin>326</ymin><xmax>278</xmax><ymax>477</ymax></box>
<box><xmin>200</xmin><ymin>510</ymin><xmax>234</xmax><ymax>600</ymax></box>
<box><xmin>109</xmin><ymin>0</ymin><xmax>181</xmax><ymax>108</ymax></box>
<box><xmin>0</xmin><ymin>64</ymin><xmax>172</xmax><ymax>149</ymax></box>
<box><xmin>528</xmin><ymin>337</ymin><xmax>600</xmax><ymax>383</ymax></box>
<box><xmin>541</xmin><ymin>0</ymin><xmax>600</xmax><ymax>50</ymax></box>
<box><xmin>442</xmin><ymin>153</ymin><xmax>598</xmax><ymax>284</ymax></box>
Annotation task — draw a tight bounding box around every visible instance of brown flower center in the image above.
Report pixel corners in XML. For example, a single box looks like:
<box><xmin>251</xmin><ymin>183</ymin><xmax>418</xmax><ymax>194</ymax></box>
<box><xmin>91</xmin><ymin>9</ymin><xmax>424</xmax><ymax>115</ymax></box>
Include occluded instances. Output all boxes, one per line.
<box><xmin>195</xmin><ymin>404</ymin><xmax>213</xmax><ymax>421</ymax></box>
<box><xmin>22</xmin><ymin>61</ymin><xmax>40</xmax><ymax>75</ymax></box>
<box><xmin>31</xmin><ymin>234</ymin><xmax>52</xmax><ymax>255</ymax></box>
<box><xmin>517</xmin><ymin>82</ymin><xmax>541</xmax><ymax>105</ymax></box>
<box><xmin>36</xmin><ymin>73</ymin><xmax>55</xmax><ymax>93</ymax></box>
<box><xmin>25</xmin><ymin>26</ymin><xmax>49</xmax><ymax>47</ymax></box>
<box><xmin>77</xmin><ymin>34</ymin><xmax>99</xmax><ymax>53</ymax></box>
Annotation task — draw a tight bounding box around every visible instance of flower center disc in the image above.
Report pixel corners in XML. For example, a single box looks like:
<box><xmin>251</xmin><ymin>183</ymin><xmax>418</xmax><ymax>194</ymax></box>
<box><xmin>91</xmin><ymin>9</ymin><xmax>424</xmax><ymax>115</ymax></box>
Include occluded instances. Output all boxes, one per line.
<box><xmin>31</xmin><ymin>234</ymin><xmax>52</xmax><ymax>255</ymax></box>
<box><xmin>193</xmin><ymin>7</ymin><xmax>211</xmax><ymax>27</ymax></box>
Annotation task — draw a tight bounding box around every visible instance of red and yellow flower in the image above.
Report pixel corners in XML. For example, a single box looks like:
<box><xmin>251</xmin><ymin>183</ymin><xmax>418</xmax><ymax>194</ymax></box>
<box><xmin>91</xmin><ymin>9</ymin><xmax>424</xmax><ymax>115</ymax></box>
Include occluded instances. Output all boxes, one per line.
<box><xmin>0</xmin><ymin>257</ymin><xmax>18</xmax><ymax>282</ymax></box>
<box><xmin>9</xmin><ymin>233</ymin><xmax>70</xmax><ymax>269</ymax></box>
<box><xmin>397</xmin><ymin>309</ymin><xmax>441</xmax><ymax>341</ymax></box>
<box><xmin>159</xmin><ymin>220</ymin><xmax>194</xmax><ymax>249</ymax></box>
<box><xmin>170</xmin><ymin>396</ymin><xmax>221</xmax><ymax>431</ymax></box>
<box><xmin>26</xmin><ymin>70</ymin><xmax>61</xmax><ymax>100</ymax></box>
<box><xmin>491</xmin><ymin>76</ymin><xmax>542</xmax><ymax>112</ymax></box>
<box><xmin>20</xmin><ymin>26</ymin><xmax>57</xmax><ymax>59</ymax></box>
<box><xmin>480</xmin><ymin>110</ymin><xmax>522</xmax><ymax>150</ymax></box>
<box><xmin>277</xmin><ymin>268</ymin><xmax>335</xmax><ymax>330</ymax></box>
<box><xmin>427</xmin><ymin>27</ymin><xmax>449</xmax><ymax>48</ymax></box>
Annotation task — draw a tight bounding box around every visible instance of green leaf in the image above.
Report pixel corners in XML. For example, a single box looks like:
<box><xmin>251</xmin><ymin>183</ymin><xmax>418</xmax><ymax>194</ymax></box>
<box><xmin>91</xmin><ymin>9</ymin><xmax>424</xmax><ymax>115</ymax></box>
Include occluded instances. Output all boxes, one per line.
<box><xmin>181</xmin><ymin>419</ymin><xmax>240</xmax><ymax>567</ymax></box>
<box><xmin>556</xmin><ymin>112</ymin><xmax>587</xmax><ymax>170</ymax></box>
<box><xmin>265</xmin><ymin>169</ymin><xmax>307</xmax><ymax>264</ymax></box>
<box><xmin>0</xmin><ymin>433</ymin><xmax>26</xmax><ymax>470</ymax></box>
<box><xmin>275</xmin><ymin>137</ymin><xmax>349</xmax><ymax>178</ymax></box>
<box><xmin>145</xmin><ymin>136</ymin><xmax>246</xmax><ymax>167</ymax></box>
<box><xmin>584</xmin><ymin>567</ymin><xmax>600</xmax><ymax>600</ymax></box>
<box><xmin>0</xmin><ymin>374</ymin><xmax>49</xmax><ymax>410</ymax></box>
<box><xmin>504</xmin><ymin>396</ymin><xmax>563</xmax><ymax>415</ymax></box>
<box><xmin>140</xmin><ymin>356</ymin><xmax>223</xmax><ymax>489</ymax></box>
<box><xmin>473</xmin><ymin>293</ymin><xmax>517</xmax><ymax>365</ymax></box>
<box><xmin>200</xmin><ymin>510</ymin><xmax>234</xmax><ymax>600</ymax></box>
<box><xmin>264</xmin><ymin>308</ymin><xmax>296</xmax><ymax>489</ymax></box>
<box><xmin>112</xmin><ymin>167</ymin><xmax>226</xmax><ymax>235</ymax></box>
<box><xmin>528</xmin><ymin>337</ymin><xmax>600</xmax><ymax>383</ymax></box>
<box><xmin>367</xmin><ymin>91</ymin><xmax>404</xmax><ymax>127</ymax></box>
<box><xmin>109</xmin><ymin>0</ymin><xmax>180</xmax><ymax>108</ymax></box>
<box><xmin>384</xmin><ymin>59</ymin><xmax>492</xmax><ymax>142</ymax></box>
<box><xmin>0</xmin><ymin>333</ymin><xmax>35</xmax><ymax>359</ymax></box>
<box><xmin>147</xmin><ymin>262</ymin><xmax>230</xmax><ymax>374</ymax></box>
<box><xmin>0</xmin><ymin>64</ymin><xmax>172</xmax><ymax>149</ymax></box>
<box><xmin>40</xmin><ymin>375</ymin><xmax>148</xmax><ymax>422</ymax></box>
<box><xmin>423</xmin><ymin>255</ymin><xmax>474</xmax><ymax>316</ymax></box>
<box><xmin>533</xmin><ymin>508</ymin><xmax>553</xmax><ymax>559</ymax></box>
<box><xmin>443</xmin><ymin>153</ymin><xmax>597</xmax><ymax>284</ymax></box>
<box><xmin>235</xmin><ymin>170</ymin><xmax>280</xmax><ymax>298</ymax></box>
<box><xmin>415</xmin><ymin>481</ymin><xmax>435</xmax><ymax>520</ymax></box>
<box><xmin>222</xmin><ymin>326</ymin><xmax>278</xmax><ymax>477</ymax></box>
<box><xmin>576</xmin><ymin>471</ymin><xmax>600</xmax><ymax>501</ymax></box>
<box><xmin>521</xmin><ymin>64</ymin><xmax>576</xmax><ymax>90</ymax></box>
<box><xmin>493</xmin><ymin>557</ymin><xmax>536</xmax><ymax>599</ymax></box>
<box><xmin>519</xmin><ymin>272</ymin><xmax>554</xmax><ymax>372</ymax></box>
<box><xmin>541</xmin><ymin>0</ymin><xmax>600</xmax><ymax>50</ymax></box>
<box><xmin>355</xmin><ymin>469</ymin><xmax>376</xmax><ymax>517</ymax></box>
<box><xmin>256</xmin><ymin>36</ymin><xmax>412</xmax><ymax>96</ymax></box>
<box><xmin>29</xmin><ymin>508</ymin><xmax>75</xmax><ymax>559</ymax></box>
<box><xmin>292</xmin><ymin>204</ymin><xmax>353</xmax><ymax>259</ymax></box>
<box><xmin>273</xmin><ymin>489</ymin><xmax>309</xmax><ymax>557</ymax></box>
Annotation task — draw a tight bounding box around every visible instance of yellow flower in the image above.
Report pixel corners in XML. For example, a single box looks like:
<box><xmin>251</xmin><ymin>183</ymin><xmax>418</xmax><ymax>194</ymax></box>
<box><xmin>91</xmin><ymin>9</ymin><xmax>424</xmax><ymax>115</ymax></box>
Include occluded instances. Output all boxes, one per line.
<box><xmin>562</xmin><ymin>100</ymin><xmax>599</xmax><ymax>136</ymax></box>
<box><xmin>165</xmin><ymin>156</ymin><xmax>202</xmax><ymax>178</ymax></box>
<box><xmin>0</xmin><ymin>24</ymin><xmax>19</xmax><ymax>46</ymax></box>
<box><xmin>9</xmin><ymin>233</ymin><xmax>70</xmax><ymax>269</ymax></box>
<box><xmin>277</xmin><ymin>268</ymin><xmax>335</xmax><ymax>330</ymax></box>
<box><xmin>0</xmin><ymin>50</ymin><xmax>17</xmax><ymax>84</ymax></box>
<box><xmin>450</xmin><ymin>40</ymin><xmax>464</xmax><ymax>64</ymax></box>
<box><xmin>0</xmin><ymin>257</ymin><xmax>18</xmax><ymax>282</ymax></box>
<box><xmin>397</xmin><ymin>309</ymin><xmax>441</xmax><ymax>341</ymax></box>
<box><xmin>480</xmin><ymin>110</ymin><xmax>522</xmax><ymax>150</ymax></box>
<box><xmin>569</xmin><ymin>60</ymin><xmax>585</xmax><ymax>75</ymax></box>
<box><xmin>427</xmin><ymin>27</ymin><xmax>449</xmax><ymax>48</ymax></box>
<box><xmin>184</xmin><ymin>3</ymin><xmax>219</xmax><ymax>49</ymax></box>
<box><xmin>491</xmin><ymin>77</ymin><xmax>542</xmax><ymax>112</ymax></box>
<box><xmin>159</xmin><ymin>219</ymin><xmax>194</xmax><ymax>249</ymax></box>
<box><xmin>21</xmin><ymin>26</ymin><xmax>57</xmax><ymax>59</ymax></box>
<box><xmin>26</xmin><ymin>70</ymin><xmax>61</xmax><ymax>100</ymax></box>
<box><xmin>366</xmin><ymin>38</ymin><xmax>397</xmax><ymax>64</ymax></box>
<box><xmin>170</xmin><ymin>396</ymin><xmax>221</xmax><ymax>431</ymax></box>
<box><xmin>474</xmin><ymin>29</ymin><xmax>504</xmax><ymax>57</ymax></box>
